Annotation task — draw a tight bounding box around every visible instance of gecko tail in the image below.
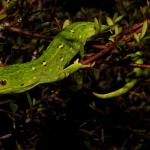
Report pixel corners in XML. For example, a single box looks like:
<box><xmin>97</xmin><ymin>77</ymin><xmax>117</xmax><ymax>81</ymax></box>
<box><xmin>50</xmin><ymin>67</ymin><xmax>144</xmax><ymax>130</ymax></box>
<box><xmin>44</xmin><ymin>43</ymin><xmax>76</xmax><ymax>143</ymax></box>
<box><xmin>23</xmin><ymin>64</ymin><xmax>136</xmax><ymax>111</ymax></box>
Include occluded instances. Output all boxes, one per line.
<box><xmin>93</xmin><ymin>51</ymin><xmax>143</xmax><ymax>99</ymax></box>
<box><xmin>93</xmin><ymin>79</ymin><xmax>137</xmax><ymax>99</ymax></box>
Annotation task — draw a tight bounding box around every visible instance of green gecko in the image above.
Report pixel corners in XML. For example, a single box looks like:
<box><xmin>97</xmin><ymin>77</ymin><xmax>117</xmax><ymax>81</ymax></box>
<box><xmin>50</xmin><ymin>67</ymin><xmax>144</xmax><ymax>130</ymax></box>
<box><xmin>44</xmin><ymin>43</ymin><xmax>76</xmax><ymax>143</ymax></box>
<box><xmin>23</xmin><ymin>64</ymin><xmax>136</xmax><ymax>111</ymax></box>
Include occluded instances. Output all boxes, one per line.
<box><xmin>0</xmin><ymin>22</ymin><xmax>98</xmax><ymax>94</ymax></box>
<box><xmin>0</xmin><ymin>21</ymin><xmax>144</xmax><ymax>99</ymax></box>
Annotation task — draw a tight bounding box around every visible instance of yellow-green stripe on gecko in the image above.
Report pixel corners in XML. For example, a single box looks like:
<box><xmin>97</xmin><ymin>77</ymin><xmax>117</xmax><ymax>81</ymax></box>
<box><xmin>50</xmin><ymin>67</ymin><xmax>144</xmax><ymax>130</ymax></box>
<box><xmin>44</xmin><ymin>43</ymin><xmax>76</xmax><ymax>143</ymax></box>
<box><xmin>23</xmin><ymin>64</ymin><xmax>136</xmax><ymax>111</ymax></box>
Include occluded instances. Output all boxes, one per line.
<box><xmin>93</xmin><ymin>51</ymin><xmax>143</xmax><ymax>99</ymax></box>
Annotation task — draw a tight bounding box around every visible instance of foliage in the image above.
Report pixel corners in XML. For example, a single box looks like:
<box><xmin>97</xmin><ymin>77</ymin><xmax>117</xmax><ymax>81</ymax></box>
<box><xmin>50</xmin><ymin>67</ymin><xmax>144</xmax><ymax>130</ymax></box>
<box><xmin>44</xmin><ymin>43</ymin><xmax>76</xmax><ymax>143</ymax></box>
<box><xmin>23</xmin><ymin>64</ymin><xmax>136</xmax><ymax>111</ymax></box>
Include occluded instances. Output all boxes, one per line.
<box><xmin>0</xmin><ymin>0</ymin><xmax>149</xmax><ymax>149</ymax></box>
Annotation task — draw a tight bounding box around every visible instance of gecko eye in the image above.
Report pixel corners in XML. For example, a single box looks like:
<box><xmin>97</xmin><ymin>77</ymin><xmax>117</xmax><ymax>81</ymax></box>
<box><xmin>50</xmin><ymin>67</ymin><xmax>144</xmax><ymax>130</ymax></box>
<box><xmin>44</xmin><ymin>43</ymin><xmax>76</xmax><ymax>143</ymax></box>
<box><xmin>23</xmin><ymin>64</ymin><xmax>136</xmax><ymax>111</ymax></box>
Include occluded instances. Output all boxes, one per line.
<box><xmin>0</xmin><ymin>80</ymin><xmax>7</xmax><ymax>86</ymax></box>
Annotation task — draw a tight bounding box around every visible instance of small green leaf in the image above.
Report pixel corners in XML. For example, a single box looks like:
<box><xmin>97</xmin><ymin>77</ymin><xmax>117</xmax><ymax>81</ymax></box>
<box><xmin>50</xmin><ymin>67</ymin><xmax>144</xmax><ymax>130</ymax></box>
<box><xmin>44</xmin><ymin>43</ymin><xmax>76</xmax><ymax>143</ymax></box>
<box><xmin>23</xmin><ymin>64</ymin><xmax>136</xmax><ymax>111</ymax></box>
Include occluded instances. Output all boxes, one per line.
<box><xmin>140</xmin><ymin>6</ymin><xmax>147</xmax><ymax>15</ymax></box>
<box><xmin>106</xmin><ymin>16</ymin><xmax>114</xmax><ymax>26</ymax></box>
<box><xmin>134</xmin><ymin>33</ymin><xmax>140</xmax><ymax>43</ymax></box>
<box><xmin>32</xmin><ymin>98</ymin><xmax>37</xmax><ymax>106</ymax></box>
<box><xmin>139</xmin><ymin>20</ymin><xmax>148</xmax><ymax>39</ymax></box>
<box><xmin>9</xmin><ymin>103</ymin><xmax>18</xmax><ymax>113</ymax></box>
<box><xmin>114</xmin><ymin>15</ymin><xmax>124</xmax><ymax>23</ymax></box>
<box><xmin>100</xmin><ymin>25</ymin><xmax>109</xmax><ymax>32</ymax></box>
<box><xmin>115</xmin><ymin>25</ymin><xmax>119</xmax><ymax>35</ymax></box>
<box><xmin>62</xmin><ymin>19</ymin><xmax>71</xmax><ymax>29</ymax></box>
<box><xmin>94</xmin><ymin>18</ymin><xmax>100</xmax><ymax>32</ymax></box>
<box><xmin>109</xmin><ymin>35</ymin><xmax>115</xmax><ymax>42</ymax></box>
<box><xmin>113</xmin><ymin>12</ymin><xmax>118</xmax><ymax>21</ymax></box>
<box><xmin>144</xmin><ymin>35</ymin><xmax>150</xmax><ymax>40</ymax></box>
<box><xmin>0</xmin><ymin>13</ymin><xmax>7</xmax><ymax>20</ymax></box>
<box><xmin>26</xmin><ymin>93</ymin><xmax>32</xmax><ymax>107</ymax></box>
<box><xmin>118</xmin><ymin>26</ymin><xmax>122</xmax><ymax>34</ymax></box>
<box><xmin>94</xmin><ymin>18</ymin><xmax>109</xmax><ymax>33</ymax></box>
<box><xmin>16</xmin><ymin>142</ymin><xmax>23</xmax><ymax>150</ymax></box>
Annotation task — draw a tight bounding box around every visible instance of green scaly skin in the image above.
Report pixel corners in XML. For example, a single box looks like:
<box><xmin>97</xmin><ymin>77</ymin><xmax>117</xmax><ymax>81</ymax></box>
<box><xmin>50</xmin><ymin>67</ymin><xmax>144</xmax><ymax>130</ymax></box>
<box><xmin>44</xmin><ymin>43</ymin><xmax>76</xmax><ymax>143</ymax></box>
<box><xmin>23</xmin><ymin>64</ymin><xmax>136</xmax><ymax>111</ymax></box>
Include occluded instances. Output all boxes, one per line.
<box><xmin>0</xmin><ymin>22</ymin><xmax>98</xmax><ymax>94</ymax></box>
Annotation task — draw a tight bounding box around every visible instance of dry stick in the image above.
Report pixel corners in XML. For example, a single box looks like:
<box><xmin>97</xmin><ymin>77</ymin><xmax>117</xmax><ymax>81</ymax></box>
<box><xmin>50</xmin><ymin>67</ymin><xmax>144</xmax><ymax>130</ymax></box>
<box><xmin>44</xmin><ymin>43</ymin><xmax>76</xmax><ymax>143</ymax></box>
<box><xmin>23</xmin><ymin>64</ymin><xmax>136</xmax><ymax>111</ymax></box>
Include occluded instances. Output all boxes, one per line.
<box><xmin>9</xmin><ymin>27</ymin><xmax>53</xmax><ymax>40</ymax></box>
<box><xmin>116</xmin><ymin>19</ymin><xmax>150</xmax><ymax>42</ymax></box>
<box><xmin>129</xmin><ymin>63</ymin><xmax>150</xmax><ymax>69</ymax></box>
<box><xmin>81</xmin><ymin>45</ymin><xmax>113</xmax><ymax>65</ymax></box>
<box><xmin>95</xmin><ymin>61</ymin><xmax>150</xmax><ymax>69</ymax></box>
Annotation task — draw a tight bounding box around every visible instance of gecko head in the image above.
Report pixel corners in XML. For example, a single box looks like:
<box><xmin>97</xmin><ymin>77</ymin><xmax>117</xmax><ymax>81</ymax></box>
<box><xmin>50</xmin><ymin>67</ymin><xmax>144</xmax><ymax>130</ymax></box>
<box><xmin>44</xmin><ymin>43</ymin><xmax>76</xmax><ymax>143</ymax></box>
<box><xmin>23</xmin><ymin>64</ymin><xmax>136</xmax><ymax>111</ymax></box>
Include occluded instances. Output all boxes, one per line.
<box><xmin>76</xmin><ymin>22</ymin><xmax>98</xmax><ymax>40</ymax></box>
<box><xmin>0</xmin><ymin>77</ymin><xmax>39</xmax><ymax>94</ymax></box>
<box><xmin>60</xmin><ymin>22</ymin><xmax>98</xmax><ymax>43</ymax></box>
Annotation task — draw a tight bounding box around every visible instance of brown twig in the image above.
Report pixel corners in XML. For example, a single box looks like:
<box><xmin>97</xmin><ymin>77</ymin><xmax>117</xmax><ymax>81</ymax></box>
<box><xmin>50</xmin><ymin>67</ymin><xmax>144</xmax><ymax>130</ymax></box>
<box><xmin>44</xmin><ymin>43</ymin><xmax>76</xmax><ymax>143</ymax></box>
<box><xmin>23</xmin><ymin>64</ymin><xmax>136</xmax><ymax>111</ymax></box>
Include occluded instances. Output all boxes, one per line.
<box><xmin>116</xmin><ymin>21</ymin><xmax>145</xmax><ymax>42</ymax></box>
<box><xmin>81</xmin><ymin>44</ymin><xmax>113</xmax><ymax>65</ymax></box>
<box><xmin>81</xmin><ymin>20</ymin><xmax>149</xmax><ymax>65</ymax></box>
<box><xmin>96</xmin><ymin>60</ymin><xmax>150</xmax><ymax>69</ymax></box>
<box><xmin>129</xmin><ymin>63</ymin><xmax>150</xmax><ymax>69</ymax></box>
<box><xmin>9</xmin><ymin>26</ymin><xmax>53</xmax><ymax>41</ymax></box>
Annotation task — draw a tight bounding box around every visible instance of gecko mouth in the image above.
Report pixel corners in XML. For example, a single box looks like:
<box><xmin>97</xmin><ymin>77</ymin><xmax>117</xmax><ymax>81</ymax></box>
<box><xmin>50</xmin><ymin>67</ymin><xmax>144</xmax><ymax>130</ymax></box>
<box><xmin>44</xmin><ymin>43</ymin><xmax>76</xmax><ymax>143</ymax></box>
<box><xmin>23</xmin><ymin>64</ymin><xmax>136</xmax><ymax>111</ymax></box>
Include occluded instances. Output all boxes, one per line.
<box><xmin>0</xmin><ymin>81</ymin><xmax>39</xmax><ymax>94</ymax></box>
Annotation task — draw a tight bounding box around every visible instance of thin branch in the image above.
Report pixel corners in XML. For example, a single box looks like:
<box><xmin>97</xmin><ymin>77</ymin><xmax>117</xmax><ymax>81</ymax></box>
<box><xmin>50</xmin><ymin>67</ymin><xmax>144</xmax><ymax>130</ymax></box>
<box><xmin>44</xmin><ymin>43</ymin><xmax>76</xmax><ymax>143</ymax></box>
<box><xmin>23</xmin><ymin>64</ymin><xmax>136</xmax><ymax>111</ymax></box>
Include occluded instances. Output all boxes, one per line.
<box><xmin>129</xmin><ymin>63</ymin><xmax>150</xmax><ymax>69</ymax></box>
<box><xmin>80</xmin><ymin>45</ymin><xmax>113</xmax><ymax>65</ymax></box>
<box><xmin>9</xmin><ymin>27</ymin><xmax>53</xmax><ymax>41</ymax></box>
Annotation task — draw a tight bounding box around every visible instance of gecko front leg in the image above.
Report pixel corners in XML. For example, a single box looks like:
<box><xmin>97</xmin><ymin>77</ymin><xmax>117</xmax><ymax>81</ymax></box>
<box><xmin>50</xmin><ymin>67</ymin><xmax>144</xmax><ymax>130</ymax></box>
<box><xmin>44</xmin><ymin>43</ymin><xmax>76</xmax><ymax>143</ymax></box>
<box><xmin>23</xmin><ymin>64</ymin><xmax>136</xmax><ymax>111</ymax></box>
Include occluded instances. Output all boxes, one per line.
<box><xmin>57</xmin><ymin>59</ymin><xmax>90</xmax><ymax>81</ymax></box>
